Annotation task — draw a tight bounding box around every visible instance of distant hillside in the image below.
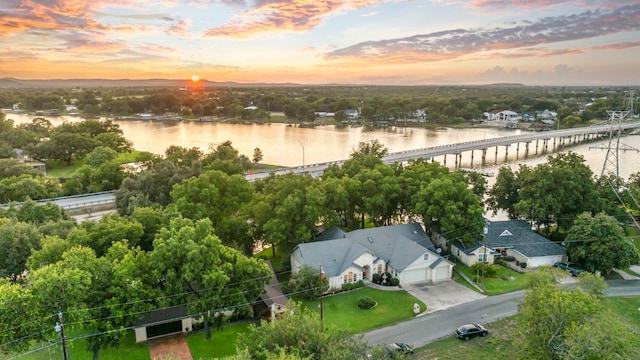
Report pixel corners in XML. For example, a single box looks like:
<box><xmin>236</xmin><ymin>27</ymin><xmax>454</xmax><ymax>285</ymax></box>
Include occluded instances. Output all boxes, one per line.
<box><xmin>0</xmin><ymin>77</ymin><xmax>305</xmax><ymax>89</ymax></box>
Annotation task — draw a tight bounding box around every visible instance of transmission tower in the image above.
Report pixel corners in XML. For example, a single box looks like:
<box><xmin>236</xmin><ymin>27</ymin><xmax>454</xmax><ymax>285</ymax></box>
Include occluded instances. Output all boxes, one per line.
<box><xmin>590</xmin><ymin>90</ymin><xmax>640</xmax><ymax>227</ymax></box>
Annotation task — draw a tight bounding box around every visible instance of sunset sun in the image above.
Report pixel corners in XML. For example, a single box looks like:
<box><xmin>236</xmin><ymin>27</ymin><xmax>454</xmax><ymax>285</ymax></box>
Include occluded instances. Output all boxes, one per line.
<box><xmin>191</xmin><ymin>75</ymin><xmax>199</xmax><ymax>82</ymax></box>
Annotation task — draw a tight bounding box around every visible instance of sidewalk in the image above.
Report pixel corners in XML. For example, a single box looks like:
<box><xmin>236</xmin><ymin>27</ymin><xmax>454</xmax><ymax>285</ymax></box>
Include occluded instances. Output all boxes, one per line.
<box><xmin>613</xmin><ymin>268</ymin><xmax>640</xmax><ymax>280</ymax></box>
<box><xmin>148</xmin><ymin>333</ymin><xmax>193</xmax><ymax>360</ymax></box>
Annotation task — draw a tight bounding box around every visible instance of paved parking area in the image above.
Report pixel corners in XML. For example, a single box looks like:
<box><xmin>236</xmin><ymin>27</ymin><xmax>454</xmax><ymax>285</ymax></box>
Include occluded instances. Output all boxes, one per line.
<box><xmin>402</xmin><ymin>280</ymin><xmax>486</xmax><ymax>315</ymax></box>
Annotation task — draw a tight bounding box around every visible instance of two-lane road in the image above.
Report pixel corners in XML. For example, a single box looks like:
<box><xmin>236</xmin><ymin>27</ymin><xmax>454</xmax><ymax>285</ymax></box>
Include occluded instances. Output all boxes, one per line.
<box><xmin>364</xmin><ymin>280</ymin><xmax>640</xmax><ymax>349</ymax></box>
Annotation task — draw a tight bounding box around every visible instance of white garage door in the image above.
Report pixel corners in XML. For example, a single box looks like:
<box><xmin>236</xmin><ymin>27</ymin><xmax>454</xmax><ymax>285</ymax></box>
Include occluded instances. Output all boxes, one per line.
<box><xmin>434</xmin><ymin>266</ymin><xmax>449</xmax><ymax>281</ymax></box>
<box><xmin>528</xmin><ymin>256</ymin><xmax>559</xmax><ymax>268</ymax></box>
<box><xmin>401</xmin><ymin>268</ymin><xmax>426</xmax><ymax>284</ymax></box>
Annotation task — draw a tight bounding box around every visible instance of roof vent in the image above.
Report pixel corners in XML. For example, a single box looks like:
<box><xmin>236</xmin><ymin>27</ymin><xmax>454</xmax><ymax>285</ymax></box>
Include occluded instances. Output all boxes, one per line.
<box><xmin>367</xmin><ymin>237</ymin><xmax>374</xmax><ymax>243</ymax></box>
<box><xmin>413</xmin><ymin>230</ymin><xmax>418</xmax><ymax>234</ymax></box>
<box><xmin>499</xmin><ymin>230</ymin><xmax>513</xmax><ymax>237</ymax></box>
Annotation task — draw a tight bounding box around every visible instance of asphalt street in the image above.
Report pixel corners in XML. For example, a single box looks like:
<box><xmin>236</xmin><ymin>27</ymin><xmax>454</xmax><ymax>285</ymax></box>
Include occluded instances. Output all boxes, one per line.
<box><xmin>364</xmin><ymin>280</ymin><xmax>640</xmax><ymax>349</ymax></box>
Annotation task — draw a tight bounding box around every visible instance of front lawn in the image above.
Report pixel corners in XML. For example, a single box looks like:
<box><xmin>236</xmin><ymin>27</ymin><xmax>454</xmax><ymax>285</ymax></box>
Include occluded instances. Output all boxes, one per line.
<box><xmin>454</xmin><ymin>262</ymin><xmax>529</xmax><ymax>295</ymax></box>
<box><xmin>187</xmin><ymin>322</ymin><xmax>252</xmax><ymax>360</ymax></box>
<box><xmin>0</xmin><ymin>331</ymin><xmax>150</xmax><ymax>360</ymax></box>
<box><xmin>300</xmin><ymin>287</ymin><xmax>426</xmax><ymax>333</ymax></box>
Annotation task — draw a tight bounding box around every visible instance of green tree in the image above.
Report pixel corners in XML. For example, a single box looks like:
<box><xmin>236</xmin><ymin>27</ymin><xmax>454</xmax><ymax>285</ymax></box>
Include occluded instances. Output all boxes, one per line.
<box><xmin>252</xmin><ymin>147</ymin><xmax>264</xmax><ymax>165</ymax></box>
<box><xmin>0</xmin><ymin>282</ymin><xmax>39</xmax><ymax>354</ymax></box>
<box><xmin>237</xmin><ymin>302</ymin><xmax>372</xmax><ymax>360</ymax></box>
<box><xmin>171</xmin><ymin>170</ymin><xmax>255</xmax><ymax>253</ymax></box>
<box><xmin>85</xmin><ymin>146</ymin><xmax>118</xmax><ymax>167</ymax></box>
<box><xmin>414</xmin><ymin>172</ymin><xmax>484</xmax><ymax>246</ymax></box>
<box><xmin>0</xmin><ymin>219</ymin><xmax>42</xmax><ymax>281</ymax></box>
<box><xmin>518</xmin><ymin>269</ymin><xmax>640</xmax><ymax>359</ymax></box>
<box><xmin>487</xmin><ymin>166</ymin><xmax>520</xmax><ymax>219</ymax></box>
<box><xmin>253</xmin><ymin>174</ymin><xmax>333</xmax><ymax>256</ymax></box>
<box><xmin>565</xmin><ymin>212</ymin><xmax>640</xmax><ymax>274</ymax></box>
<box><xmin>286</xmin><ymin>265</ymin><xmax>329</xmax><ymax>300</ymax></box>
<box><xmin>0</xmin><ymin>159</ymin><xmax>41</xmax><ymax>178</ymax></box>
<box><xmin>150</xmin><ymin>217</ymin><xmax>271</xmax><ymax>340</ymax></box>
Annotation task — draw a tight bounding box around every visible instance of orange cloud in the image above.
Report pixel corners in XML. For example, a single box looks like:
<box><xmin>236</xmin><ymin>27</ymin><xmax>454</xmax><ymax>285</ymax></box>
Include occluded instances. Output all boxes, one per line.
<box><xmin>204</xmin><ymin>0</ymin><xmax>388</xmax><ymax>38</ymax></box>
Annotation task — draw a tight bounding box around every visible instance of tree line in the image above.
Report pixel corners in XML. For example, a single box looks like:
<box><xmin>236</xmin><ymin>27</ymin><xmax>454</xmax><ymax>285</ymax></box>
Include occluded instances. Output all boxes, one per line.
<box><xmin>2</xmin><ymin>85</ymin><xmax>637</xmax><ymax>124</ymax></box>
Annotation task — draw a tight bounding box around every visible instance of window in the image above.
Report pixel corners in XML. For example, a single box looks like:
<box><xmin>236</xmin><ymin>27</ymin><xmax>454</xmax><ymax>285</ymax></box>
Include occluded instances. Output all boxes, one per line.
<box><xmin>343</xmin><ymin>275</ymin><xmax>347</xmax><ymax>283</ymax></box>
<box><xmin>348</xmin><ymin>272</ymin><xmax>354</xmax><ymax>283</ymax></box>
<box><xmin>423</xmin><ymin>253</ymin><xmax>429</xmax><ymax>260</ymax></box>
<box><xmin>377</xmin><ymin>264</ymin><xmax>383</xmax><ymax>274</ymax></box>
<box><xmin>478</xmin><ymin>253</ymin><xmax>488</xmax><ymax>262</ymax></box>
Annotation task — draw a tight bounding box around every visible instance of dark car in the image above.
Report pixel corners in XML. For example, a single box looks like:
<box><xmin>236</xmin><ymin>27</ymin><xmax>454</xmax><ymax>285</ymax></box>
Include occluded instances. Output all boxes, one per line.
<box><xmin>553</xmin><ymin>261</ymin><xmax>586</xmax><ymax>277</ymax></box>
<box><xmin>455</xmin><ymin>324</ymin><xmax>488</xmax><ymax>340</ymax></box>
<box><xmin>381</xmin><ymin>342</ymin><xmax>413</xmax><ymax>357</ymax></box>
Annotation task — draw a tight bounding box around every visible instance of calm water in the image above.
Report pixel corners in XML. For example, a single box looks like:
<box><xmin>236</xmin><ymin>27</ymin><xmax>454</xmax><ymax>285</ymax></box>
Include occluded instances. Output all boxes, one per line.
<box><xmin>6</xmin><ymin>113</ymin><xmax>640</xmax><ymax>180</ymax></box>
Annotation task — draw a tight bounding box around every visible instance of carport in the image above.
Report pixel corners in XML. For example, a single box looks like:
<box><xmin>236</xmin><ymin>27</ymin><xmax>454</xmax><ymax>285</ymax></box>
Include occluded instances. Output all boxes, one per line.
<box><xmin>133</xmin><ymin>305</ymin><xmax>192</xmax><ymax>342</ymax></box>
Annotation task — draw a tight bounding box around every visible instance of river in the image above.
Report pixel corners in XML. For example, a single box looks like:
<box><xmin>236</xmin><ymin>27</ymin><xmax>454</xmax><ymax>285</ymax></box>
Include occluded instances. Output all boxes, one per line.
<box><xmin>6</xmin><ymin>113</ymin><xmax>640</xmax><ymax>180</ymax></box>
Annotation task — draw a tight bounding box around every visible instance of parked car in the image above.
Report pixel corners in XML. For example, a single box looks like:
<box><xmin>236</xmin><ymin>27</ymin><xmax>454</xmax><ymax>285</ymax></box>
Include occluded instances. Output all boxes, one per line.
<box><xmin>385</xmin><ymin>342</ymin><xmax>413</xmax><ymax>355</ymax></box>
<box><xmin>455</xmin><ymin>324</ymin><xmax>488</xmax><ymax>340</ymax></box>
<box><xmin>553</xmin><ymin>261</ymin><xmax>586</xmax><ymax>276</ymax></box>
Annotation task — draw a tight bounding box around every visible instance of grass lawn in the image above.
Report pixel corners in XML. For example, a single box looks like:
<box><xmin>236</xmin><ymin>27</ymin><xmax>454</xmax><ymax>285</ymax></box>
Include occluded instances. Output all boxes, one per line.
<box><xmin>625</xmin><ymin>225</ymin><xmax>640</xmax><ymax>252</ymax></box>
<box><xmin>415</xmin><ymin>297</ymin><xmax>640</xmax><ymax>360</ymax></box>
<box><xmin>300</xmin><ymin>287</ymin><xmax>426</xmax><ymax>333</ymax></box>
<box><xmin>45</xmin><ymin>159</ymin><xmax>83</xmax><ymax>178</ymax></box>
<box><xmin>0</xmin><ymin>331</ymin><xmax>150</xmax><ymax>360</ymax></box>
<box><xmin>187</xmin><ymin>322</ymin><xmax>252</xmax><ymax>360</ymax></box>
<box><xmin>453</xmin><ymin>263</ymin><xmax>529</xmax><ymax>295</ymax></box>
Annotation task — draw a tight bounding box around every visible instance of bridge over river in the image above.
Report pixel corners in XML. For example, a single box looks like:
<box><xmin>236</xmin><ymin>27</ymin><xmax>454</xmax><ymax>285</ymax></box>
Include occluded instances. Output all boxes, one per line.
<box><xmin>6</xmin><ymin>122</ymin><xmax>639</xmax><ymax>211</ymax></box>
<box><xmin>249</xmin><ymin>122</ymin><xmax>640</xmax><ymax>180</ymax></box>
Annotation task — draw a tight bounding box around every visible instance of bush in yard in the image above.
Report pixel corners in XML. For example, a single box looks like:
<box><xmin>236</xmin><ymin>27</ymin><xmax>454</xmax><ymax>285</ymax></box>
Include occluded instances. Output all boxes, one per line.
<box><xmin>471</xmin><ymin>263</ymin><xmax>500</xmax><ymax>278</ymax></box>
<box><xmin>390</xmin><ymin>278</ymin><xmax>400</xmax><ymax>286</ymax></box>
<box><xmin>495</xmin><ymin>259</ymin><xmax>508</xmax><ymax>267</ymax></box>
<box><xmin>520</xmin><ymin>262</ymin><xmax>528</xmax><ymax>269</ymax></box>
<box><xmin>372</xmin><ymin>273</ymin><xmax>382</xmax><ymax>284</ymax></box>
<box><xmin>357</xmin><ymin>296</ymin><xmax>376</xmax><ymax>309</ymax></box>
<box><xmin>503</xmin><ymin>255</ymin><xmax>516</xmax><ymax>262</ymax></box>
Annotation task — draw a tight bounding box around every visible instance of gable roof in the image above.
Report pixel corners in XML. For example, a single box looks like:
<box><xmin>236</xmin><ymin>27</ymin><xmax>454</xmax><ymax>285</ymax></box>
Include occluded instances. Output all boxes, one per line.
<box><xmin>293</xmin><ymin>223</ymin><xmax>442</xmax><ymax>277</ymax></box>
<box><xmin>483</xmin><ymin>220</ymin><xmax>566</xmax><ymax>257</ymax></box>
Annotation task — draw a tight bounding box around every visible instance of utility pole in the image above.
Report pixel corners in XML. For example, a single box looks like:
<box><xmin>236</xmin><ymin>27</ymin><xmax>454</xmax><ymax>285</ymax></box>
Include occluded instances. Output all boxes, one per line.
<box><xmin>319</xmin><ymin>265</ymin><xmax>325</xmax><ymax>325</ymax></box>
<box><xmin>54</xmin><ymin>311</ymin><xmax>69</xmax><ymax>360</ymax></box>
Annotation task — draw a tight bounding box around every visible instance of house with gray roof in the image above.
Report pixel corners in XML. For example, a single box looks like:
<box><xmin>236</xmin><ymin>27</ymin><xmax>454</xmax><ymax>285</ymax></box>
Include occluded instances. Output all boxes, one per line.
<box><xmin>290</xmin><ymin>223</ymin><xmax>453</xmax><ymax>290</ymax></box>
<box><xmin>450</xmin><ymin>220</ymin><xmax>567</xmax><ymax>268</ymax></box>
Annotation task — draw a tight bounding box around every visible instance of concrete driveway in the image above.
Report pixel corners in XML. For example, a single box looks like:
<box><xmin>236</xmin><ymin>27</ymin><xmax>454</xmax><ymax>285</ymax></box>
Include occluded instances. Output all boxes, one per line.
<box><xmin>402</xmin><ymin>280</ymin><xmax>486</xmax><ymax>315</ymax></box>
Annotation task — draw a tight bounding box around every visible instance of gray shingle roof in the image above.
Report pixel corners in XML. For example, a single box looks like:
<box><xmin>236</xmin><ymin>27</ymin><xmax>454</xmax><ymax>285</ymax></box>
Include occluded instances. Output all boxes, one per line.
<box><xmin>293</xmin><ymin>223</ymin><xmax>441</xmax><ymax>277</ymax></box>
<box><xmin>483</xmin><ymin>220</ymin><xmax>566</xmax><ymax>257</ymax></box>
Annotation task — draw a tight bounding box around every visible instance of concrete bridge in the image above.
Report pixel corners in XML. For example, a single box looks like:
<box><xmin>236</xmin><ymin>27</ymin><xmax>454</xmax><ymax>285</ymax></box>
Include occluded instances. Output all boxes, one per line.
<box><xmin>249</xmin><ymin>122</ymin><xmax>640</xmax><ymax>180</ymax></box>
<box><xmin>6</xmin><ymin>122</ymin><xmax>639</xmax><ymax>210</ymax></box>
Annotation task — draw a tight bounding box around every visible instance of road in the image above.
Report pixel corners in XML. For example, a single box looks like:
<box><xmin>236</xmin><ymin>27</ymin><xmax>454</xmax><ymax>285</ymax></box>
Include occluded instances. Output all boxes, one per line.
<box><xmin>364</xmin><ymin>280</ymin><xmax>640</xmax><ymax>349</ymax></box>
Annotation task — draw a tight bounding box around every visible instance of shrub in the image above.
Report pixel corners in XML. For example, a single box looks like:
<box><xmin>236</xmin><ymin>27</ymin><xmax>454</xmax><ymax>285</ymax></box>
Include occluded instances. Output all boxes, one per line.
<box><xmin>390</xmin><ymin>278</ymin><xmax>400</xmax><ymax>286</ymax></box>
<box><xmin>471</xmin><ymin>263</ymin><xmax>500</xmax><ymax>278</ymax></box>
<box><xmin>357</xmin><ymin>296</ymin><xmax>376</xmax><ymax>310</ymax></box>
<box><xmin>503</xmin><ymin>256</ymin><xmax>516</xmax><ymax>262</ymax></box>
<box><xmin>495</xmin><ymin>259</ymin><xmax>508</xmax><ymax>267</ymax></box>
<box><xmin>520</xmin><ymin>262</ymin><xmax>528</xmax><ymax>269</ymax></box>
<box><xmin>372</xmin><ymin>273</ymin><xmax>382</xmax><ymax>284</ymax></box>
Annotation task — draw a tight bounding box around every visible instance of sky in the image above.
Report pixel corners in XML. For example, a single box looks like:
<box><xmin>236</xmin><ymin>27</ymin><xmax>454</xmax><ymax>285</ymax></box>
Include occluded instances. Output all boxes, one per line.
<box><xmin>1</xmin><ymin>0</ymin><xmax>639</xmax><ymax>86</ymax></box>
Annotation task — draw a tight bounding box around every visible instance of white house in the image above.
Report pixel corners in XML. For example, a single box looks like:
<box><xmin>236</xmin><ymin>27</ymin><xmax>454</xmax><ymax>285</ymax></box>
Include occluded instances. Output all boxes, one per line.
<box><xmin>344</xmin><ymin>109</ymin><xmax>359</xmax><ymax>120</ymax></box>
<box><xmin>450</xmin><ymin>220</ymin><xmax>567</xmax><ymax>269</ymax></box>
<box><xmin>290</xmin><ymin>223</ymin><xmax>453</xmax><ymax>290</ymax></box>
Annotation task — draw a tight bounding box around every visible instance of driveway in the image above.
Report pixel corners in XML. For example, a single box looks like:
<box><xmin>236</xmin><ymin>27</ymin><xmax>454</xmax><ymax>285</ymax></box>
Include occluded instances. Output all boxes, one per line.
<box><xmin>402</xmin><ymin>280</ymin><xmax>486</xmax><ymax>315</ymax></box>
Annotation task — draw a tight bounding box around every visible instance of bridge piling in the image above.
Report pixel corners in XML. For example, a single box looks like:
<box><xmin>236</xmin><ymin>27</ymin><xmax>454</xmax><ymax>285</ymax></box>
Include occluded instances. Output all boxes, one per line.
<box><xmin>481</xmin><ymin>149</ymin><xmax>487</xmax><ymax>167</ymax></box>
<box><xmin>525</xmin><ymin>142</ymin><xmax>530</xmax><ymax>159</ymax></box>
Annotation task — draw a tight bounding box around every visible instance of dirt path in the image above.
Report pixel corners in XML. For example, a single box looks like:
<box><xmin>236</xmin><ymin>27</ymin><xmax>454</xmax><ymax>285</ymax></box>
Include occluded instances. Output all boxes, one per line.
<box><xmin>148</xmin><ymin>333</ymin><xmax>193</xmax><ymax>360</ymax></box>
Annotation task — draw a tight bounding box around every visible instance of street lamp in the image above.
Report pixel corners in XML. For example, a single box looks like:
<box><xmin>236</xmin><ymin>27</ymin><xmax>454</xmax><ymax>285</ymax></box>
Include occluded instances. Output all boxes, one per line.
<box><xmin>297</xmin><ymin>140</ymin><xmax>305</xmax><ymax>167</ymax></box>
<box><xmin>54</xmin><ymin>312</ymin><xmax>69</xmax><ymax>360</ymax></box>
